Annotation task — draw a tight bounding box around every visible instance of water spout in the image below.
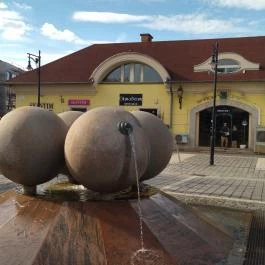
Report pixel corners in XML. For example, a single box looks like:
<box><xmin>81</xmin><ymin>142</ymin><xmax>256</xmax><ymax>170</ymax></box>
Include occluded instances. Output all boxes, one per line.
<box><xmin>118</xmin><ymin>121</ymin><xmax>133</xmax><ymax>135</ymax></box>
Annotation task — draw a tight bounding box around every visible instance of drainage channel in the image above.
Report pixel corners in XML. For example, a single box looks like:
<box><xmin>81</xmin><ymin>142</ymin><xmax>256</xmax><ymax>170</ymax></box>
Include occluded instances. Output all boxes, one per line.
<box><xmin>244</xmin><ymin>211</ymin><xmax>265</xmax><ymax>265</ymax></box>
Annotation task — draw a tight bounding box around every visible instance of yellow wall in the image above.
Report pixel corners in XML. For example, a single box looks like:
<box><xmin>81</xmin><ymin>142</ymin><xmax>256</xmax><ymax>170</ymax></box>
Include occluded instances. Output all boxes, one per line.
<box><xmin>11</xmin><ymin>81</ymin><xmax>265</xmax><ymax>137</ymax></box>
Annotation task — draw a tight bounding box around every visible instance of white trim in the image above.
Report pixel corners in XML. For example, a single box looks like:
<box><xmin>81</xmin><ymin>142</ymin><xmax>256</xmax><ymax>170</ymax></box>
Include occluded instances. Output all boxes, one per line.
<box><xmin>90</xmin><ymin>52</ymin><xmax>170</xmax><ymax>85</ymax></box>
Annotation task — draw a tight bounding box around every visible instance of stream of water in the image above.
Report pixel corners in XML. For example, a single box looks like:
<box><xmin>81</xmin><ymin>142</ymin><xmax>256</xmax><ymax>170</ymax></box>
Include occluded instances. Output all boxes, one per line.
<box><xmin>129</xmin><ymin>133</ymin><xmax>145</xmax><ymax>250</ymax></box>
<box><xmin>129</xmin><ymin>133</ymin><xmax>165</xmax><ymax>265</ymax></box>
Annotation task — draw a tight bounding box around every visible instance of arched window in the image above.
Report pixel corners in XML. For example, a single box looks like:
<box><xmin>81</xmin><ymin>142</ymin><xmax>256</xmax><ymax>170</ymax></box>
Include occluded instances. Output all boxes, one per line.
<box><xmin>217</xmin><ymin>59</ymin><xmax>241</xmax><ymax>73</ymax></box>
<box><xmin>103</xmin><ymin>66</ymin><xmax>121</xmax><ymax>82</ymax></box>
<box><xmin>102</xmin><ymin>63</ymin><xmax>162</xmax><ymax>83</ymax></box>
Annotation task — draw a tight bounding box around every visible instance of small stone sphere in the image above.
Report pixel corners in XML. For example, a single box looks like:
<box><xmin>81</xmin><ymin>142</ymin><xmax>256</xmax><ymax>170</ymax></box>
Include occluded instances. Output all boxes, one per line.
<box><xmin>58</xmin><ymin>111</ymin><xmax>83</xmax><ymax>129</ymax></box>
<box><xmin>65</xmin><ymin>107</ymin><xmax>149</xmax><ymax>193</ymax></box>
<box><xmin>58</xmin><ymin>111</ymin><xmax>84</xmax><ymax>184</ymax></box>
<box><xmin>0</xmin><ymin>106</ymin><xmax>67</xmax><ymax>186</ymax></box>
<box><xmin>131</xmin><ymin>111</ymin><xmax>173</xmax><ymax>181</ymax></box>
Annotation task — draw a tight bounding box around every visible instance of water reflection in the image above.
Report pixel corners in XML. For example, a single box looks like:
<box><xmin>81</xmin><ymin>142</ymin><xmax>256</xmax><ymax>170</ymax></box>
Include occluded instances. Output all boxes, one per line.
<box><xmin>15</xmin><ymin>179</ymin><xmax>158</xmax><ymax>202</ymax></box>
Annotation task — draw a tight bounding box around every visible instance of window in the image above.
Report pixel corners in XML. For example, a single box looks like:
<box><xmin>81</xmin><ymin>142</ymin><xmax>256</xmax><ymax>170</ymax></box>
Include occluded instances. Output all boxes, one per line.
<box><xmin>134</xmin><ymin>64</ymin><xmax>142</xmax><ymax>83</ymax></box>
<box><xmin>217</xmin><ymin>59</ymin><xmax>241</xmax><ymax>73</ymax></box>
<box><xmin>124</xmin><ymin>64</ymin><xmax>130</xmax><ymax>82</ymax></box>
<box><xmin>102</xmin><ymin>63</ymin><xmax>162</xmax><ymax>83</ymax></box>
<box><xmin>143</xmin><ymin>65</ymin><xmax>162</xmax><ymax>82</ymax></box>
<box><xmin>103</xmin><ymin>66</ymin><xmax>121</xmax><ymax>82</ymax></box>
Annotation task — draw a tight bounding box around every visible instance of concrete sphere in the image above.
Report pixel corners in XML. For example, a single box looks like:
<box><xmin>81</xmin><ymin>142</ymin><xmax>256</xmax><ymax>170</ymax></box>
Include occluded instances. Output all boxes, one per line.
<box><xmin>58</xmin><ymin>111</ymin><xmax>83</xmax><ymax>129</ymax></box>
<box><xmin>58</xmin><ymin>111</ymin><xmax>83</xmax><ymax>184</ymax></box>
<box><xmin>0</xmin><ymin>106</ymin><xmax>67</xmax><ymax>186</ymax></box>
<box><xmin>65</xmin><ymin>107</ymin><xmax>149</xmax><ymax>193</ymax></box>
<box><xmin>131</xmin><ymin>111</ymin><xmax>173</xmax><ymax>181</ymax></box>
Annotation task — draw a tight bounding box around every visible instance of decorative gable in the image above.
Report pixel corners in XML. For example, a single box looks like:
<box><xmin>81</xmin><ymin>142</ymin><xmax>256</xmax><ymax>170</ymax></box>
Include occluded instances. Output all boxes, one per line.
<box><xmin>194</xmin><ymin>52</ymin><xmax>260</xmax><ymax>74</ymax></box>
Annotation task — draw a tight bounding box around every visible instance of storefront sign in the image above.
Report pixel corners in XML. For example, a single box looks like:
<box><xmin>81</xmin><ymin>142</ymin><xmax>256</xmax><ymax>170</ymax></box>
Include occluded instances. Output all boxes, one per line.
<box><xmin>119</xmin><ymin>94</ymin><xmax>142</xmax><ymax>106</ymax></box>
<box><xmin>68</xmin><ymin>99</ymin><xmax>90</xmax><ymax>106</ymax></box>
<box><xmin>217</xmin><ymin>109</ymin><xmax>230</xmax><ymax>113</ymax></box>
<box><xmin>29</xmin><ymin>103</ymin><xmax>54</xmax><ymax>109</ymax></box>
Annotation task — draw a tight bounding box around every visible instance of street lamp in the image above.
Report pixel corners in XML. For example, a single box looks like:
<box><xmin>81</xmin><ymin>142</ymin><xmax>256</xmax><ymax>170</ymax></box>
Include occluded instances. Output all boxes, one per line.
<box><xmin>210</xmin><ymin>42</ymin><xmax>219</xmax><ymax>165</ymax></box>
<box><xmin>27</xmin><ymin>50</ymin><xmax>41</xmax><ymax>107</ymax></box>
<box><xmin>177</xmin><ymin>85</ymin><xmax>183</xmax><ymax>109</ymax></box>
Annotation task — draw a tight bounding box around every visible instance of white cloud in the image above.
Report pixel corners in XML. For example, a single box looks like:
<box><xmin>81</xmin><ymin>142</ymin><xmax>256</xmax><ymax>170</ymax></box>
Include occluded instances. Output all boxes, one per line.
<box><xmin>203</xmin><ymin>0</ymin><xmax>265</xmax><ymax>10</ymax></box>
<box><xmin>143</xmin><ymin>14</ymin><xmax>245</xmax><ymax>34</ymax></box>
<box><xmin>41</xmin><ymin>22</ymin><xmax>112</xmax><ymax>45</ymax></box>
<box><xmin>72</xmin><ymin>11</ymin><xmax>246</xmax><ymax>35</ymax></box>
<box><xmin>0</xmin><ymin>5</ymin><xmax>31</xmax><ymax>40</ymax></box>
<box><xmin>13</xmin><ymin>2</ymin><xmax>32</xmax><ymax>10</ymax></box>
<box><xmin>41</xmin><ymin>22</ymin><xmax>89</xmax><ymax>45</ymax></box>
<box><xmin>0</xmin><ymin>2</ymin><xmax>7</xmax><ymax>8</ymax></box>
<box><xmin>73</xmin><ymin>11</ymin><xmax>149</xmax><ymax>23</ymax></box>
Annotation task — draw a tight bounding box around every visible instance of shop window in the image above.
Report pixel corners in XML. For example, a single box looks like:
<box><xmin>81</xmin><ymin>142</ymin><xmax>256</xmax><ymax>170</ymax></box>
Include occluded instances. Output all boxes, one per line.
<box><xmin>71</xmin><ymin>107</ymin><xmax>87</xmax><ymax>112</ymax></box>
<box><xmin>102</xmin><ymin>63</ymin><xmax>162</xmax><ymax>83</ymax></box>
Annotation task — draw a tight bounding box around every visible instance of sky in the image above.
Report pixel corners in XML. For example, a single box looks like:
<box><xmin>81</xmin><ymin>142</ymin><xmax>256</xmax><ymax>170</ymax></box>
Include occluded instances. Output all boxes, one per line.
<box><xmin>1</xmin><ymin>0</ymin><xmax>265</xmax><ymax>69</ymax></box>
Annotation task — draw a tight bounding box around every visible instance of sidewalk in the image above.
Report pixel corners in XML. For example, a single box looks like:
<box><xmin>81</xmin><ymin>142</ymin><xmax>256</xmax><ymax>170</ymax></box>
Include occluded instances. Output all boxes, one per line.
<box><xmin>1</xmin><ymin>152</ymin><xmax>265</xmax><ymax>211</ymax></box>
<box><xmin>145</xmin><ymin>152</ymin><xmax>265</xmax><ymax>211</ymax></box>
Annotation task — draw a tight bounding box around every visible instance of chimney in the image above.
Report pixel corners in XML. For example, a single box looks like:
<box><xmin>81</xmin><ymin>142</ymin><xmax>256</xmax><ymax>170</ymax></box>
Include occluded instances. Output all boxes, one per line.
<box><xmin>140</xmin><ymin>33</ymin><xmax>153</xmax><ymax>43</ymax></box>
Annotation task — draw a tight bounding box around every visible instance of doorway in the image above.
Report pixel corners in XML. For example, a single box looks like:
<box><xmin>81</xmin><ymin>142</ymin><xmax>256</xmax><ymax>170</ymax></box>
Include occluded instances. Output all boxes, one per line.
<box><xmin>140</xmin><ymin>108</ymin><xmax>157</xmax><ymax>116</ymax></box>
<box><xmin>70</xmin><ymin>107</ymin><xmax>87</xmax><ymax>112</ymax></box>
<box><xmin>199</xmin><ymin>106</ymin><xmax>249</xmax><ymax>147</ymax></box>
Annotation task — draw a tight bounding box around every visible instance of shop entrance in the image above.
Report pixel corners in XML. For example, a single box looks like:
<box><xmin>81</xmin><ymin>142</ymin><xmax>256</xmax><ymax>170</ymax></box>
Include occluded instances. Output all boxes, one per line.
<box><xmin>140</xmin><ymin>108</ymin><xmax>157</xmax><ymax>116</ymax></box>
<box><xmin>199</xmin><ymin>106</ymin><xmax>249</xmax><ymax>147</ymax></box>
<box><xmin>71</xmin><ymin>107</ymin><xmax>87</xmax><ymax>112</ymax></box>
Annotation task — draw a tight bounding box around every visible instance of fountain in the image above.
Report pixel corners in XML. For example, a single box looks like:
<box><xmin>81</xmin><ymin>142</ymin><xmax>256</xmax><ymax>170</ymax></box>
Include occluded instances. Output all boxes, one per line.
<box><xmin>58</xmin><ymin>110</ymin><xmax>84</xmax><ymax>184</ymax></box>
<box><xmin>0</xmin><ymin>106</ymin><xmax>67</xmax><ymax>194</ymax></box>
<box><xmin>0</xmin><ymin>107</ymin><xmax>253</xmax><ymax>265</ymax></box>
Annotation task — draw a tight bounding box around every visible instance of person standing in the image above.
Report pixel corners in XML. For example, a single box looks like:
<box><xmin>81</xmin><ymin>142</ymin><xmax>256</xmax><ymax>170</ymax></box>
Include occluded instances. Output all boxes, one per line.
<box><xmin>231</xmin><ymin>125</ymin><xmax>238</xmax><ymax>148</ymax></box>
<box><xmin>220</xmin><ymin>122</ymin><xmax>230</xmax><ymax>148</ymax></box>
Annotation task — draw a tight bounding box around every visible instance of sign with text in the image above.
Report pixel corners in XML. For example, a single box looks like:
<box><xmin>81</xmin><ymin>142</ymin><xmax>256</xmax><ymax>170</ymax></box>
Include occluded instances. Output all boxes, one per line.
<box><xmin>217</xmin><ymin>109</ymin><xmax>230</xmax><ymax>113</ymax></box>
<box><xmin>30</xmin><ymin>103</ymin><xmax>54</xmax><ymax>109</ymax></box>
<box><xmin>68</xmin><ymin>99</ymin><xmax>90</xmax><ymax>106</ymax></box>
<box><xmin>119</xmin><ymin>94</ymin><xmax>142</xmax><ymax>106</ymax></box>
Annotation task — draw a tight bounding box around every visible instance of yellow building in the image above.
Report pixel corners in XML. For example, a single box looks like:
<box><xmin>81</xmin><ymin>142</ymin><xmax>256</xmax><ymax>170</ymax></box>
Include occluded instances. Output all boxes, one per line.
<box><xmin>8</xmin><ymin>34</ymin><xmax>265</xmax><ymax>151</ymax></box>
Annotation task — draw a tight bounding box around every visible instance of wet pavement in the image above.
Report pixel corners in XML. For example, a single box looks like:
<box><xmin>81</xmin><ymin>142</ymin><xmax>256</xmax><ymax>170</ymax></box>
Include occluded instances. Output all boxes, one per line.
<box><xmin>1</xmin><ymin>152</ymin><xmax>265</xmax><ymax>264</ymax></box>
<box><xmin>146</xmin><ymin>152</ymin><xmax>265</xmax><ymax>211</ymax></box>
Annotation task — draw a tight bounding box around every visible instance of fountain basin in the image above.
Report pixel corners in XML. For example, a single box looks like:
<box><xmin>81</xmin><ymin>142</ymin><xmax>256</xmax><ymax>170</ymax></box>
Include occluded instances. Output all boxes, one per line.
<box><xmin>0</xmin><ymin>178</ymin><xmax>252</xmax><ymax>265</ymax></box>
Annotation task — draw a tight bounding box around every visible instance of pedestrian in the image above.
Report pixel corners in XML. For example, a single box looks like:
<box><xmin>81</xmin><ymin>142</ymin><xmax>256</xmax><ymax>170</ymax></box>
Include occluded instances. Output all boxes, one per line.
<box><xmin>231</xmin><ymin>125</ymin><xmax>238</xmax><ymax>148</ymax></box>
<box><xmin>220</xmin><ymin>122</ymin><xmax>230</xmax><ymax>148</ymax></box>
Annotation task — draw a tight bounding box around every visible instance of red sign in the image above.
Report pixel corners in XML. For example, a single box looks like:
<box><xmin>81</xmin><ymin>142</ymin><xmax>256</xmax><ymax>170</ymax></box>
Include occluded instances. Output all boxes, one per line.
<box><xmin>68</xmin><ymin>99</ymin><xmax>90</xmax><ymax>106</ymax></box>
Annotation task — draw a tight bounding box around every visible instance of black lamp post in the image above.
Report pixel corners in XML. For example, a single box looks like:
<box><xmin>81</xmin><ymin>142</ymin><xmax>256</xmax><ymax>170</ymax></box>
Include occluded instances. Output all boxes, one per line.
<box><xmin>210</xmin><ymin>42</ymin><xmax>219</xmax><ymax>166</ymax></box>
<box><xmin>27</xmin><ymin>50</ymin><xmax>41</xmax><ymax>107</ymax></box>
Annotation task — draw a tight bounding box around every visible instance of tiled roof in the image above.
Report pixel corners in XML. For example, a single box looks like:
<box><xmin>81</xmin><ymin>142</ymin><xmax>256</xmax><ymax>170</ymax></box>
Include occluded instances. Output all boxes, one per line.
<box><xmin>8</xmin><ymin>36</ymin><xmax>265</xmax><ymax>84</ymax></box>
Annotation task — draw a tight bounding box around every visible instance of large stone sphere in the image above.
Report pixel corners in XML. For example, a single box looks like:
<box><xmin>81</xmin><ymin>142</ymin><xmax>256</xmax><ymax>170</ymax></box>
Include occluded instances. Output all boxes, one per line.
<box><xmin>58</xmin><ymin>110</ymin><xmax>83</xmax><ymax>184</ymax></box>
<box><xmin>0</xmin><ymin>106</ymin><xmax>67</xmax><ymax>186</ymax></box>
<box><xmin>131</xmin><ymin>111</ymin><xmax>173</xmax><ymax>181</ymax></box>
<box><xmin>65</xmin><ymin>107</ymin><xmax>149</xmax><ymax>193</ymax></box>
<box><xmin>58</xmin><ymin>111</ymin><xmax>83</xmax><ymax>129</ymax></box>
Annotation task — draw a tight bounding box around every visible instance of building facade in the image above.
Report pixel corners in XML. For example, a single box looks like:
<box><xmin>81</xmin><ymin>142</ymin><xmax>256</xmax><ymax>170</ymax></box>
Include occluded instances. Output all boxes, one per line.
<box><xmin>8</xmin><ymin>34</ymin><xmax>265</xmax><ymax>151</ymax></box>
<box><xmin>0</xmin><ymin>60</ymin><xmax>23</xmax><ymax>117</ymax></box>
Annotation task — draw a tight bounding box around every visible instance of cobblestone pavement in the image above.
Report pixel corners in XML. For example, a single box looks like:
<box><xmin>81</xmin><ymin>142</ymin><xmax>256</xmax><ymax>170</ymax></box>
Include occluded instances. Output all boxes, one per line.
<box><xmin>145</xmin><ymin>152</ymin><xmax>265</xmax><ymax>210</ymax></box>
